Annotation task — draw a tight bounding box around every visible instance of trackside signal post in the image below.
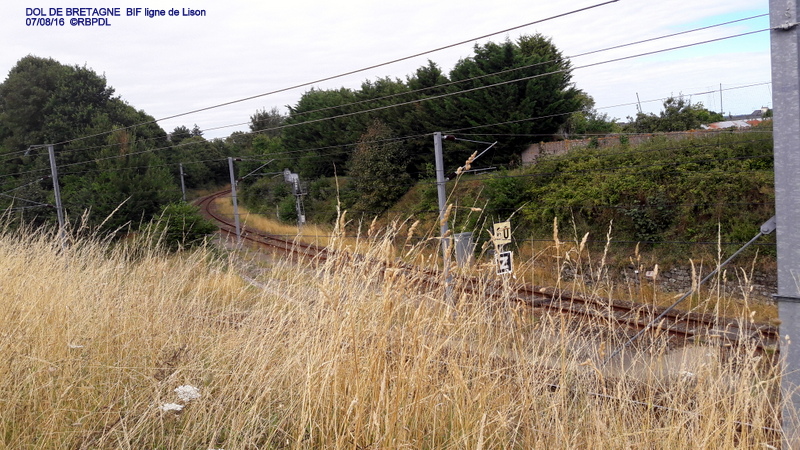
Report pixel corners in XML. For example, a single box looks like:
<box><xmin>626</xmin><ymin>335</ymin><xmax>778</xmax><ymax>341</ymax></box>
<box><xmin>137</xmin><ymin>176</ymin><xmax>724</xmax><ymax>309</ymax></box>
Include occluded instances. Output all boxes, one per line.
<box><xmin>769</xmin><ymin>1</ymin><xmax>800</xmax><ymax>446</ymax></box>
<box><xmin>283</xmin><ymin>169</ymin><xmax>307</xmax><ymax>229</ymax></box>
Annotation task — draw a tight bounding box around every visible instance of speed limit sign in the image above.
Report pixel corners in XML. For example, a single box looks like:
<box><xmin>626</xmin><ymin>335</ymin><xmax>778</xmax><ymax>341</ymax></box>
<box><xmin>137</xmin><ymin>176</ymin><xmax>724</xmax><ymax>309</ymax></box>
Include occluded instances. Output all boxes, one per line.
<box><xmin>493</xmin><ymin>221</ymin><xmax>511</xmax><ymax>246</ymax></box>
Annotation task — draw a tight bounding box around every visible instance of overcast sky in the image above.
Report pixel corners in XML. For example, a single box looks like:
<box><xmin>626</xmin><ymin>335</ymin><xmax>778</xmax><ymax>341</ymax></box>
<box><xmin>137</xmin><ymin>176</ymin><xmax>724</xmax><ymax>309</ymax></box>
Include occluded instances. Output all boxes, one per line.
<box><xmin>1</xmin><ymin>0</ymin><xmax>772</xmax><ymax>140</ymax></box>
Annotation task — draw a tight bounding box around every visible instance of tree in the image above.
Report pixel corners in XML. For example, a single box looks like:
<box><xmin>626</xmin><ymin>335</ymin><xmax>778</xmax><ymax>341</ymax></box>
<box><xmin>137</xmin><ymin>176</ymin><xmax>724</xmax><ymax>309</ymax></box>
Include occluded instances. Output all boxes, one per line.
<box><xmin>236</xmin><ymin>133</ymin><xmax>286</xmax><ymax>195</ymax></box>
<box><xmin>60</xmin><ymin>130</ymin><xmax>179</xmax><ymax>232</ymax></box>
<box><xmin>249</xmin><ymin>106</ymin><xmax>286</xmax><ymax>137</ymax></box>
<box><xmin>407</xmin><ymin>60</ymin><xmax>450</xmax><ymax>94</ymax></box>
<box><xmin>440</xmin><ymin>34</ymin><xmax>588</xmax><ymax>165</ymax></box>
<box><xmin>561</xmin><ymin>94</ymin><xmax>618</xmax><ymax>137</ymax></box>
<box><xmin>166</xmin><ymin>135</ymin><xmax>227</xmax><ymax>189</ymax></box>
<box><xmin>0</xmin><ymin>55</ymin><xmax>178</xmax><ymax>232</ymax></box>
<box><xmin>276</xmin><ymin>35</ymin><xmax>585</xmax><ymax>182</ymax></box>
<box><xmin>282</xmin><ymin>87</ymin><xmax>359</xmax><ymax>178</ymax></box>
<box><xmin>170</xmin><ymin>125</ymin><xmax>192</xmax><ymax>145</ymax></box>
<box><xmin>347</xmin><ymin>120</ymin><xmax>413</xmax><ymax>214</ymax></box>
<box><xmin>0</xmin><ymin>56</ymin><xmax>107</xmax><ymax>151</ymax></box>
<box><xmin>626</xmin><ymin>97</ymin><xmax>724</xmax><ymax>133</ymax></box>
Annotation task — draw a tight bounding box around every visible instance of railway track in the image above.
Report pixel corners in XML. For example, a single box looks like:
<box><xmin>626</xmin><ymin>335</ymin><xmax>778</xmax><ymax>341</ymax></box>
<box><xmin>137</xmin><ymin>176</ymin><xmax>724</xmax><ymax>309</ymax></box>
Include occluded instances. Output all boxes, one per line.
<box><xmin>195</xmin><ymin>189</ymin><xmax>780</xmax><ymax>353</ymax></box>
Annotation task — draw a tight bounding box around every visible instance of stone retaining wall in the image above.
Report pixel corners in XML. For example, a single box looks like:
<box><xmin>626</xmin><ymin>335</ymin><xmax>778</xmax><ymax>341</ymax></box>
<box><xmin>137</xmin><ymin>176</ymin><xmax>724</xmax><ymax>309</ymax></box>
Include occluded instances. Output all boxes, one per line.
<box><xmin>560</xmin><ymin>264</ymin><xmax>777</xmax><ymax>302</ymax></box>
<box><xmin>520</xmin><ymin>129</ymin><xmax>755</xmax><ymax>166</ymax></box>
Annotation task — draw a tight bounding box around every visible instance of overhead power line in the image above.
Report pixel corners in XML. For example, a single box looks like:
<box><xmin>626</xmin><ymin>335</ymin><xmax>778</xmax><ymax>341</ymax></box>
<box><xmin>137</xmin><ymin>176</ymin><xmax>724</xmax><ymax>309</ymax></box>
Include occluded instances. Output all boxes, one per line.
<box><xmin>446</xmin><ymin>82</ymin><xmax>773</xmax><ymax>134</ymax></box>
<box><xmin>194</xmin><ymin>24</ymin><xmax>771</xmax><ymax>140</ymax></box>
<box><xmin>36</xmin><ymin>76</ymin><xmax>769</xmax><ymax>167</ymax></box>
<box><xmin>16</xmin><ymin>15</ymin><xmax>769</xmax><ymax>165</ymax></box>
<box><xmin>241</xmin><ymin>29</ymin><xmax>771</xmax><ymax>138</ymax></box>
<box><xmin>0</xmin><ymin>26</ymin><xmax>771</xmax><ymax>179</ymax></box>
<box><xmin>0</xmin><ymin>87</ymin><xmax>769</xmax><ymax>184</ymax></box>
<box><xmin>46</xmin><ymin>1</ymin><xmax>620</xmax><ymax>149</ymax></box>
<box><xmin>253</xmin><ymin>13</ymin><xmax>770</xmax><ymax>128</ymax></box>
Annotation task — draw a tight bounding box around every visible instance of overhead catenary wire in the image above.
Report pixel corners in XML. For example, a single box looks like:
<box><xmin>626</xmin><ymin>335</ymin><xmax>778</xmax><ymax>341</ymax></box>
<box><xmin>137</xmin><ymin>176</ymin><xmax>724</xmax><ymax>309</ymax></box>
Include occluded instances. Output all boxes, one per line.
<box><xmin>9</xmin><ymin>25</ymin><xmax>772</xmax><ymax>171</ymax></box>
<box><xmin>294</xmin><ymin>18</ymin><xmax>769</xmax><ymax>119</ymax></box>
<box><xmin>18</xmin><ymin>78</ymin><xmax>766</xmax><ymax>176</ymax></box>
<box><xmin>237</xmin><ymin>28</ymin><xmax>771</xmax><ymax>139</ymax></box>
<box><xmin>2</xmin><ymin>204</ymin><xmax>52</xmax><ymax>212</ymax></box>
<box><xmin>42</xmin><ymin>1</ymin><xmax>621</xmax><ymax>150</ymax></box>
<box><xmin>199</xmin><ymin>12</ymin><xmax>770</xmax><ymax>135</ymax></box>
<box><xmin>0</xmin><ymin>16</ymin><xmax>774</xmax><ymax>226</ymax></box>
<box><xmin>446</xmin><ymin>82</ymin><xmax>774</xmax><ymax>135</ymax></box>
<box><xmin>0</xmin><ymin>116</ymin><xmax>772</xmax><ymax>195</ymax></box>
<box><xmin>0</xmin><ymin>127</ymin><xmax>771</xmax><ymax>196</ymax></box>
<box><xmin>0</xmin><ymin>176</ymin><xmax>54</xmax><ymax>209</ymax></box>
<box><xmin>17</xmin><ymin>59</ymin><xmax>771</xmax><ymax>171</ymax></box>
<box><xmin>20</xmin><ymin>13</ymin><xmax>768</xmax><ymax>165</ymax></box>
<box><xmin>24</xmin><ymin>142</ymin><xmax>774</xmax><ymax>190</ymax></box>
<box><xmin>0</xmin><ymin>176</ymin><xmax>51</xmax><ymax>196</ymax></box>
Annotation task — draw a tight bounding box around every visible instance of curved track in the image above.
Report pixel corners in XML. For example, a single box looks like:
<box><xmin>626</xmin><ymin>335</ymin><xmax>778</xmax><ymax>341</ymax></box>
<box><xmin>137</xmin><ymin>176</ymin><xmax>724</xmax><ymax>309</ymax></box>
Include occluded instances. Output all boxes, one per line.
<box><xmin>196</xmin><ymin>189</ymin><xmax>779</xmax><ymax>352</ymax></box>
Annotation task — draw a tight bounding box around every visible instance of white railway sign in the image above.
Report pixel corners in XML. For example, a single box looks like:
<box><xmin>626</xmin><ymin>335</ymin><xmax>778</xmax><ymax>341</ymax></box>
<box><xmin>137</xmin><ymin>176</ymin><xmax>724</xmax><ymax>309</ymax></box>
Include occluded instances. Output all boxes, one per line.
<box><xmin>493</xmin><ymin>221</ymin><xmax>511</xmax><ymax>246</ymax></box>
<box><xmin>496</xmin><ymin>251</ymin><xmax>513</xmax><ymax>275</ymax></box>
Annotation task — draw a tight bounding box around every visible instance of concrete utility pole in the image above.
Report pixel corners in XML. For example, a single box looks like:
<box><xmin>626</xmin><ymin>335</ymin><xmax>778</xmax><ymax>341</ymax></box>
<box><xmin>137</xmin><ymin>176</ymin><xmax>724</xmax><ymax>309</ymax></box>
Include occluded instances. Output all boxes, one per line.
<box><xmin>227</xmin><ymin>157</ymin><xmax>242</xmax><ymax>245</ymax></box>
<box><xmin>433</xmin><ymin>132</ymin><xmax>450</xmax><ymax>282</ymax></box>
<box><xmin>47</xmin><ymin>145</ymin><xmax>66</xmax><ymax>247</ymax></box>
<box><xmin>179</xmin><ymin>163</ymin><xmax>186</xmax><ymax>202</ymax></box>
<box><xmin>769</xmin><ymin>1</ymin><xmax>800</xmax><ymax>447</ymax></box>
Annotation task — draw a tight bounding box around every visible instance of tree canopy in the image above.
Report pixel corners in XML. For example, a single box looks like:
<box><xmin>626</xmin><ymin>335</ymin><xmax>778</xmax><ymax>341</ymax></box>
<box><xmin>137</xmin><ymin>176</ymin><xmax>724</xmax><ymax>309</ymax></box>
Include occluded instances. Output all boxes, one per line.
<box><xmin>625</xmin><ymin>97</ymin><xmax>724</xmax><ymax>133</ymax></box>
<box><xmin>0</xmin><ymin>56</ymin><xmax>227</xmax><ymax>233</ymax></box>
<box><xmin>239</xmin><ymin>34</ymin><xmax>593</xmax><ymax>221</ymax></box>
<box><xmin>273</xmin><ymin>34</ymin><xmax>587</xmax><ymax>181</ymax></box>
<box><xmin>346</xmin><ymin>120</ymin><xmax>413</xmax><ymax>213</ymax></box>
<box><xmin>2</xmin><ymin>32</ymin><xmax>599</xmax><ymax>231</ymax></box>
<box><xmin>442</xmin><ymin>34</ymin><xmax>587</xmax><ymax>160</ymax></box>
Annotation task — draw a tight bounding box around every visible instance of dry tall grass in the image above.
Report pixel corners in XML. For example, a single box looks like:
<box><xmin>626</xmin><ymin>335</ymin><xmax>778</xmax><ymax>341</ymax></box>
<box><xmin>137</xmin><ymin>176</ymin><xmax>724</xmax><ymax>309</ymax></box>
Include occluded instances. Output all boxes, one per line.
<box><xmin>0</xmin><ymin>224</ymin><xmax>786</xmax><ymax>448</ymax></box>
<box><xmin>213</xmin><ymin>198</ymin><xmax>335</xmax><ymax>247</ymax></box>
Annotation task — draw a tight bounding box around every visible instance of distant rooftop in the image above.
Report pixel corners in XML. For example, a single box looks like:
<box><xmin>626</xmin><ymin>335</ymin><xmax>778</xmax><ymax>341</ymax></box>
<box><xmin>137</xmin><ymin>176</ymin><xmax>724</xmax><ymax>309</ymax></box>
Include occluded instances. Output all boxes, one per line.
<box><xmin>702</xmin><ymin>119</ymin><xmax>763</xmax><ymax>130</ymax></box>
<box><xmin>702</xmin><ymin>107</ymin><xmax>770</xmax><ymax>129</ymax></box>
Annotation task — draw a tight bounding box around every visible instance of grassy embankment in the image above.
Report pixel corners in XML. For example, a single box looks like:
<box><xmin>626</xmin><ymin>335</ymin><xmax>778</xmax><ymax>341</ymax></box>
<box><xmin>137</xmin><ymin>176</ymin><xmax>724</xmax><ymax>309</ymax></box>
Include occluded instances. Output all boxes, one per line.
<box><xmin>0</xmin><ymin>222</ymin><xmax>786</xmax><ymax>448</ymax></box>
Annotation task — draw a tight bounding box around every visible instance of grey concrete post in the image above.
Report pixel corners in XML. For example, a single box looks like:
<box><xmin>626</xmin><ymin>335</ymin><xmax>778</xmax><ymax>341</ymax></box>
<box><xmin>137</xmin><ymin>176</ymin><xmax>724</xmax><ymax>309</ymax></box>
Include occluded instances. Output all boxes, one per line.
<box><xmin>179</xmin><ymin>162</ymin><xmax>186</xmax><ymax>202</ymax></box>
<box><xmin>434</xmin><ymin>132</ymin><xmax>450</xmax><ymax>282</ymax></box>
<box><xmin>227</xmin><ymin>157</ymin><xmax>242</xmax><ymax>245</ymax></box>
<box><xmin>47</xmin><ymin>145</ymin><xmax>66</xmax><ymax>247</ymax></box>
<box><xmin>769</xmin><ymin>1</ymin><xmax>800</xmax><ymax>446</ymax></box>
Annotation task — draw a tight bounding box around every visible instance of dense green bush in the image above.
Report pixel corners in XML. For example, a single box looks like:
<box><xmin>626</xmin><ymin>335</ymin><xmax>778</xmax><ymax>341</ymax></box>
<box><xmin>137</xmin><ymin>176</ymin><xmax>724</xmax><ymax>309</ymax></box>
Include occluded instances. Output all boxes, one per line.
<box><xmin>150</xmin><ymin>203</ymin><xmax>217</xmax><ymax>251</ymax></box>
<box><xmin>518</xmin><ymin>129</ymin><xmax>774</xmax><ymax>247</ymax></box>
